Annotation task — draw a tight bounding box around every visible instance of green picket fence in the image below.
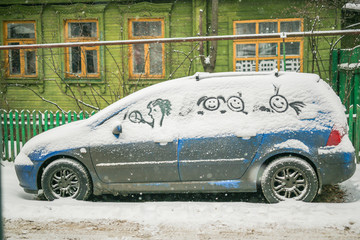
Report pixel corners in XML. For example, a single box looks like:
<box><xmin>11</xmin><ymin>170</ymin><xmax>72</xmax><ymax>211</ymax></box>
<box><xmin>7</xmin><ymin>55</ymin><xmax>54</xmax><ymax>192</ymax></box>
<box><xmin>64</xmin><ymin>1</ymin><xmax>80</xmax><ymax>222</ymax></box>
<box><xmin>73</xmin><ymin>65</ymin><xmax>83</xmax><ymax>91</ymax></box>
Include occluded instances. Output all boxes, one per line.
<box><xmin>332</xmin><ymin>48</ymin><xmax>360</xmax><ymax>162</ymax></box>
<box><xmin>348</xmin><ymin>105</ymin><xmax>360</xmax><ymax>160</ymax></box>
<box><xmin>0</xmin><ymin>109</ymin><xmax>96</xmax><ymax>161</ymax></box>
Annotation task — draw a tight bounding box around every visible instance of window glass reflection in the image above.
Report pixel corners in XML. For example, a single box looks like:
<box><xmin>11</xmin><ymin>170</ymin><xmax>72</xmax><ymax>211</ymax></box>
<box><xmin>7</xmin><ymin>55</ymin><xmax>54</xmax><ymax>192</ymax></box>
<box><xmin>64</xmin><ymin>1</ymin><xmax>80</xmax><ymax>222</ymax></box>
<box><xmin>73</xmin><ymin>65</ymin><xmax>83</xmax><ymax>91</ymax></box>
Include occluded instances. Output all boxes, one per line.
<box><xmin>133</xmin><ymin>44</ymin><xmax>145</xmax><ymax>74</ymax></box>
<box><xmin>7</xmin><ymin>23</ymin><xmax>35</xmax><ymax>39</ymax></box>
<box><xmin>236</xmin><ymin>44</ymin><xmax>256</xmax><ymax>57</ymax></box>
<box><xmin>259</xmin><ymin>43</ymin><xmax>277</xmax><ymax>57</ymax></box>
<box><xmin>259</xmin><ymin>22</ymin><xmax>277</xmax><ymax>34</ymax></box>
<box><xmin>69</xmin><ymin>22</ymin><xmax>97</xmax><ymax>38</ymax></box>
<box><xmin>236</xmin><ymin>23</ymin><xmax>255</xmax><ymax>35</ymax></box>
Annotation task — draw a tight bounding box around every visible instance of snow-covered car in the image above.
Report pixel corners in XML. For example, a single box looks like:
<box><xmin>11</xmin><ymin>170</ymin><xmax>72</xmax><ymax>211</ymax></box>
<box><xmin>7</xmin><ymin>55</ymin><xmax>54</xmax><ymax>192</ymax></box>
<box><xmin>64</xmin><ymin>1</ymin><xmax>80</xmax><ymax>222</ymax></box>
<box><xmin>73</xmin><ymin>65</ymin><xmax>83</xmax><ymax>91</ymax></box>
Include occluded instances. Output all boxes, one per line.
<box><xmin>14</xmin><ymin>71</ymin><xmax>356</xmax><ymax>203</ymax></box>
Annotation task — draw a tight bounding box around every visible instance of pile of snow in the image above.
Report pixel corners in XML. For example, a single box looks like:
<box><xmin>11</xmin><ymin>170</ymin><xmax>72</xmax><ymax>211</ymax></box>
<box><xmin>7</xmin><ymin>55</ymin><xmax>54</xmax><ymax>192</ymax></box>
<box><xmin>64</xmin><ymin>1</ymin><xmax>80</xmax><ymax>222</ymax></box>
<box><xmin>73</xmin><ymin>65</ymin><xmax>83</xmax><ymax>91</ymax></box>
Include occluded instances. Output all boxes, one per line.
<box><xmin>343</xmin><ymin>3</ymin><xmax>360</xmax><ymax>11</ymax></box>
<box><xmin>2</xmin><ymin>161</ymin><xmax>360</xmax><ymax>232</ymax></box>
<box><xmin>338</xmin><ymin>62</ymin><xmax>360</xmax><ymax>71</ymax></box>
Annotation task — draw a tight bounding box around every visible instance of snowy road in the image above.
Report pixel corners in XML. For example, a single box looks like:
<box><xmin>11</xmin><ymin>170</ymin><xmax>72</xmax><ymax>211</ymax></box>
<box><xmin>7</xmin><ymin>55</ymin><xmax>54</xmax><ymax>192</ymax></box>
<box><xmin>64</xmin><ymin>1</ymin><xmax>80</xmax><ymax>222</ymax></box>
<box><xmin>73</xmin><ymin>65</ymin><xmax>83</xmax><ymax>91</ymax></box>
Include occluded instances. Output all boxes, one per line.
<box><xmin>2</xmin><ymin>161</ymin><xmax>360</xmax><ymax>240</ymax></box>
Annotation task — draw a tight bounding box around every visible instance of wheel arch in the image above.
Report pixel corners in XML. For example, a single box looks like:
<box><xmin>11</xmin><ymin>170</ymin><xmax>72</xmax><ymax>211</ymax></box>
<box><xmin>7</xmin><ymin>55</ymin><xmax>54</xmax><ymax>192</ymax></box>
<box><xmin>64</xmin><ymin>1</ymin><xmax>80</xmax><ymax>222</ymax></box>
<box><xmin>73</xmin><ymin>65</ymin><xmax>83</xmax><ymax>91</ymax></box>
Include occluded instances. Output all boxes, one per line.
<box><xmin>256</xmin><ymin>152</ymin><xmax>322</xmax><ymax>191</ymax></box>
<box><xmin>36</xmin><ymin>155</ymin><xmax>92</xmax><ymax>190</ymax></box>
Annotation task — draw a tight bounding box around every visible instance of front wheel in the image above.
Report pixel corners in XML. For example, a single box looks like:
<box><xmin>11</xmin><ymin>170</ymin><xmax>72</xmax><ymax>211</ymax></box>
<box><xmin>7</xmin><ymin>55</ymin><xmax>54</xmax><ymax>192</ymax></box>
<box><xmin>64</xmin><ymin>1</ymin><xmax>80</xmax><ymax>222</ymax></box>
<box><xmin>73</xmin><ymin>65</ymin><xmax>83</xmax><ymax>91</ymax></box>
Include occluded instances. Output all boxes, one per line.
<box><xmin>261</xmin><ymin>157</ymin><xmax>319</xmax><ymax>203</ymax></box>
<box><xmin>41</xmin><ymin>159</ymin><xmax>92</xmax><ymax>201</ymax></box>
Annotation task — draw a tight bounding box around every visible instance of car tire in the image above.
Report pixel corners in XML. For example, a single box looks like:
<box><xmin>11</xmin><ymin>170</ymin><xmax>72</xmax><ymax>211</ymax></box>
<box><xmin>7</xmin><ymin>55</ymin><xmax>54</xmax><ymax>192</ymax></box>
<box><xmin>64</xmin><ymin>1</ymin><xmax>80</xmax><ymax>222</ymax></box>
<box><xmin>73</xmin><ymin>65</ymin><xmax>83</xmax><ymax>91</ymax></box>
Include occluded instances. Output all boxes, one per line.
<box><xmin>261</xmin><ymin>157</ymin><xmax>318</xmax><ymax>203</ymax></box>
<box><xmin>41</xmin><ymin>158</ymin><xmax>92</xmax><ymax>201</ymax></box>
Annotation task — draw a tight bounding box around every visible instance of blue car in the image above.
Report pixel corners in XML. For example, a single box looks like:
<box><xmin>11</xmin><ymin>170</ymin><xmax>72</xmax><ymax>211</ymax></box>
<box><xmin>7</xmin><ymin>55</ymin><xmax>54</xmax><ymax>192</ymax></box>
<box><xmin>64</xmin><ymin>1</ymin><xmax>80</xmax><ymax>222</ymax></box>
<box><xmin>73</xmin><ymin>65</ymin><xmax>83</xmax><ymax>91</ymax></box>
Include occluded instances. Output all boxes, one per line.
<box><xmin>15</xmin><ymin>71</ymin><xmax>356</xmax><ymax>203</ymax></box>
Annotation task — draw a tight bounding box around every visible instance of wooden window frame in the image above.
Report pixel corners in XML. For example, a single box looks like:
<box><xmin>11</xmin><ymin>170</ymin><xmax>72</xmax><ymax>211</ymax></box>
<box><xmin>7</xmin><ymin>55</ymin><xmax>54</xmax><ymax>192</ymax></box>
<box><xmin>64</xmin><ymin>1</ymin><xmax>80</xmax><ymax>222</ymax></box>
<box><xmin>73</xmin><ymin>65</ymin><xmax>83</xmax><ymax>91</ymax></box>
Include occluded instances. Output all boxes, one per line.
<box><xmin>3</xmin><ymin>20</ymin><xmax>38</xmax><ymax>78</ymax></box>
<box><xmin>233</xmin><ymin>18</ymin><xmax>304</xmax><ymax>72</ymax></box>
<box><xmin>128</xmin><ymin>18</ymin><xmax>165</xmax><ymax>79</ymax></box>
<box><xmin>64</xmin><ymin>19</ymin><xmax>100</xmax><ymax>78</ymax></box>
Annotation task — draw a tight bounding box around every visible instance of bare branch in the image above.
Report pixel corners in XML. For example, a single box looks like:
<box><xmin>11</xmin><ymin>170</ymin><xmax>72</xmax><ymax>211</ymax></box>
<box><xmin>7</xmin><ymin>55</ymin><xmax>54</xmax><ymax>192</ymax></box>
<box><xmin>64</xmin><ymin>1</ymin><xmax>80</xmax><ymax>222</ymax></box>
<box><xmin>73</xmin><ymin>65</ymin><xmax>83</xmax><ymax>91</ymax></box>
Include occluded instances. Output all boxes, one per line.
<box><xmin>45</xmin><ymin>47</ymin><xmax>100</xmax><ymax>111</ymax></box>
<box><xmin>209</xmin><ymin>0</ymin><xmax>218</xmax><ymax>70</ymax></box>
<box><xmin>9</xmin><ymin>84</ymin><xmax>66</xmax><ymax>112</ymax></box>
<box><xmin>198</xmin><ymin>9</ymin><xmax>206</xmax><ymax>70</ymax></box>
<box><xmin>52</xmin><ymin>80</ymin><xmax>100</xmax><ymax>110</ymax></box>
<box><xmin>105</xmin><ymin>46</ymin><xmax>126</xmax><ymax>97</ymax></box>
<box><xmin>168</xmin><ymin>43</ymin><xmax>199</xmax><ymax>80</ymax></box>
<box><xmin>45</xmin><ymin>48</ymin><xmax>83</xmax><ymax>110</ymax></box>
<box><xmin>89</xmin><ymin>84</ymin><xmax>110</xmax><ymax>105</ymax></box>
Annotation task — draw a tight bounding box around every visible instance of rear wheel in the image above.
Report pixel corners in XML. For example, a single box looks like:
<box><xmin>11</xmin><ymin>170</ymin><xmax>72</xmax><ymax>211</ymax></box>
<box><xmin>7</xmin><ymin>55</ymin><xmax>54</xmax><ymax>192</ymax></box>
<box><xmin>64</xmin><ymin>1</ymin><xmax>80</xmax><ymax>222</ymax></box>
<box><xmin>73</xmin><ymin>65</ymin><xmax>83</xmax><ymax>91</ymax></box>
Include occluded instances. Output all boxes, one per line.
<box><xmin>41</xmin><ymin>159</ymin><xmax>92</xmax><ymax>201</ymax></box>
<box><xmin>261</xmin><ymin>157</ymin><xmax>318</xmax><ymax>203</ymax></box>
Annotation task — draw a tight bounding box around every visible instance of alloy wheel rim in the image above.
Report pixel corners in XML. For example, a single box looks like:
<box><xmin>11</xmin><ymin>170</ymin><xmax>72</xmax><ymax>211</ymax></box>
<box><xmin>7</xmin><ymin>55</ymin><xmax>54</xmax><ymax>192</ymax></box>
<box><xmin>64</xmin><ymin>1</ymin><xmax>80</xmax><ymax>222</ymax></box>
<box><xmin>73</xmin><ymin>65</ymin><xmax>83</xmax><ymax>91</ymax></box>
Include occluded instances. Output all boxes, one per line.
<box><xmin>271</xmin><ymin>167</ymin><xmax>308</xmax><ymax>200</ymax></box>
<box><xmin>50</xmin><ymin>168</ymin><xmax>80</xmax><ymax>198</ymax></box>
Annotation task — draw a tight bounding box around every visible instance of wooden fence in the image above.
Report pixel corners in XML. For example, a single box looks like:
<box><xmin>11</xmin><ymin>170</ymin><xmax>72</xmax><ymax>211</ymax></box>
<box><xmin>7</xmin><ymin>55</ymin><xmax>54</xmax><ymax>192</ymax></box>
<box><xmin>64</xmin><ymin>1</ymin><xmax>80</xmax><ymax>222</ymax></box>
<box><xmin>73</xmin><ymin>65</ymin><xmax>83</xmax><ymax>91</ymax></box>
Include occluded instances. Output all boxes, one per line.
<box><xmin>0</xmin><ymin>110</ymin><xmax>96</xmax><ymax>161</ymax></box>
<box><xmin>332</xmin><ymin>47</ymin><xmax>360</xmax><ymax>162</ymax></box>
<box><xmin>349</xmin><ymin>105</ymin><xmax>360</xmax><ymax>161</ymax></box>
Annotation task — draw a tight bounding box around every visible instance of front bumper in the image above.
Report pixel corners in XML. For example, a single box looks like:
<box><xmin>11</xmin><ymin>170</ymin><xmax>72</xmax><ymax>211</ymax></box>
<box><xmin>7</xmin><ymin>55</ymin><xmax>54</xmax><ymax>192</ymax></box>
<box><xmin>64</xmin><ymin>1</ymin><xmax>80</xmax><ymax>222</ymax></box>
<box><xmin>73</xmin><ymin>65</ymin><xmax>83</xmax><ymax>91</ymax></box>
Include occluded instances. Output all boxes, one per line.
<box><xmin>14</xmin><ymin>152</ymin><xmax>41</xmax><ymax>193</ymax></box>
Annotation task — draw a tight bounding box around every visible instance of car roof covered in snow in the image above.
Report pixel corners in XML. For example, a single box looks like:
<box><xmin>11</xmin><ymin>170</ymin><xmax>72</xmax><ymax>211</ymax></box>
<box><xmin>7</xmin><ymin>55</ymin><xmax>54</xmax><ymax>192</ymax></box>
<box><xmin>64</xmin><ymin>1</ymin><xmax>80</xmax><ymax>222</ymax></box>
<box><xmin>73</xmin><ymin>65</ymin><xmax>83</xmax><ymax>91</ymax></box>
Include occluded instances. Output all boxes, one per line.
<box><xmin>90</xmin><ymin>71</ymin><xmax>330</xmax><ymax>126</ymax></box>
<box><xmin>19</xmin><ymin>71</ymin><xmax>346</xmax><ymax>158</ymax></box>
<box><xmin>193</xmin><ymin>70</ymin><xmax>320</xmax><ymax>82</ymax></box>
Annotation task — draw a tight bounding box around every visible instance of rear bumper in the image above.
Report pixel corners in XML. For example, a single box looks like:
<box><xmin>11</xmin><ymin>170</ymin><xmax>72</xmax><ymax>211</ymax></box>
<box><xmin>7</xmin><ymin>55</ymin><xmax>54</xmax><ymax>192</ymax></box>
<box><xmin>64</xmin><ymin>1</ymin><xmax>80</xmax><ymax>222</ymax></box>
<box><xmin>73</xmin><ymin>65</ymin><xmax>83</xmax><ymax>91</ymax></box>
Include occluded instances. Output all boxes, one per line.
<box><xmin>317</xmin><ymin>149</ymin><xmax>356</xmax><ymax>185</ymax></box>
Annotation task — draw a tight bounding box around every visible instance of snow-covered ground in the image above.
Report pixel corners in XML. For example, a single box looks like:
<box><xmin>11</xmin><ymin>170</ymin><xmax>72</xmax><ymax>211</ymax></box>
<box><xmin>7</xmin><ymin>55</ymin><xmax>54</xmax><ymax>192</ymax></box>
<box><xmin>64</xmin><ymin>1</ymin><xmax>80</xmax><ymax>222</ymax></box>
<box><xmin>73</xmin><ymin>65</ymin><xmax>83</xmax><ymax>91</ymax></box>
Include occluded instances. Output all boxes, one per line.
<box><xmin>2</xmin><ymin>160</ymin><xmax>360</xmax><ymax>239</ymax></box>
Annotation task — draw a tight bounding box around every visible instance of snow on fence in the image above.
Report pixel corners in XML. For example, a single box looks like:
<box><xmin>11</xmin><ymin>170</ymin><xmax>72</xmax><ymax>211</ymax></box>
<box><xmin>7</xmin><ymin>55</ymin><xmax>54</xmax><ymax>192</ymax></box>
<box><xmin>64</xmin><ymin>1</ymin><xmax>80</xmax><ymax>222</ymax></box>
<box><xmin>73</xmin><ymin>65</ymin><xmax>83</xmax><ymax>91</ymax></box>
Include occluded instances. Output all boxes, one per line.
<box><xmin>0</xmin><ymin>110</ymin><xmax>96</xmax><ymax>161</ymax></box>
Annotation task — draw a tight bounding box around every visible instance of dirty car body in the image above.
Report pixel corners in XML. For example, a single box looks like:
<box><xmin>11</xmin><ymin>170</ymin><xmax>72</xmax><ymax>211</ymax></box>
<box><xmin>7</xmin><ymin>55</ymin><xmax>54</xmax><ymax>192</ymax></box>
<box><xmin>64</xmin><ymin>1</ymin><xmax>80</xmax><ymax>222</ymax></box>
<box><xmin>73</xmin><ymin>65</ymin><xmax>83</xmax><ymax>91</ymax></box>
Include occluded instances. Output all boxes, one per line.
<box><xmin>15</xmin><ymin>71</ymin><xmax>356</xmax><ymax>202</ymax></box>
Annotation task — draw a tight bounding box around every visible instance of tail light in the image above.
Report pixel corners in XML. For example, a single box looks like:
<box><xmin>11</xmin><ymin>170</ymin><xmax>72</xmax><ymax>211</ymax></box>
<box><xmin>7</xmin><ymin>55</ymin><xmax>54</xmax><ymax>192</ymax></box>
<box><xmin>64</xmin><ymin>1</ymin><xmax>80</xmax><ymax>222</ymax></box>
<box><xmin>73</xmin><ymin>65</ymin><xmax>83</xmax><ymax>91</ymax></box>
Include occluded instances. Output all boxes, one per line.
<box><xmin>326</xmin><ymin>125</ymin><xmax>346</xmax><ymax>146</ymax></box>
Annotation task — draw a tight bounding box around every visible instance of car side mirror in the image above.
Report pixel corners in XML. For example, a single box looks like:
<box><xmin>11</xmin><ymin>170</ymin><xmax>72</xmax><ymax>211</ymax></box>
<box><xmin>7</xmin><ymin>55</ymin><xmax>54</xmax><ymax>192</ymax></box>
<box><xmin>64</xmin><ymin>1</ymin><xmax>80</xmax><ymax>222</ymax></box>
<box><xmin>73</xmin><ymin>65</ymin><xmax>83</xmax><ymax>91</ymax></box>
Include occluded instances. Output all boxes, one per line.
<box><xmin>112</xmin><ymin>125</ymin><xmax>122</xmax><ymax>136</ymax></box>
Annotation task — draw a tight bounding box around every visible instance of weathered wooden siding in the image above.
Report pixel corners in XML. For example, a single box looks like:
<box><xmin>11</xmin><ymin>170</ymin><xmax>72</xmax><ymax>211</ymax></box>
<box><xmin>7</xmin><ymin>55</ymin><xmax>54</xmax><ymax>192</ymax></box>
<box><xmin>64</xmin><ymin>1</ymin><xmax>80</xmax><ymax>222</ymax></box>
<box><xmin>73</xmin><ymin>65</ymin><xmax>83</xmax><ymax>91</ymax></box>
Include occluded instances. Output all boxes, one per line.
<box><xmin>0</xmin><ymin>0</ymin><xmax>342</xmax><ymax>112</ymax></box>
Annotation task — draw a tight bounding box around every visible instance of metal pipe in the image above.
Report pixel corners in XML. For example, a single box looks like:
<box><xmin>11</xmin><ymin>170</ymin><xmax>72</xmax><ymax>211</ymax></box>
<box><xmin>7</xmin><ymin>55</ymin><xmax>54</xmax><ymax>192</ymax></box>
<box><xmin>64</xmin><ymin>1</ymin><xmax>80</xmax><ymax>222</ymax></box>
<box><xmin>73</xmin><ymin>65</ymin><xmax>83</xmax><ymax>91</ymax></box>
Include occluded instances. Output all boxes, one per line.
<box><xmin>1</xmin><ymin>29</ymin><xmax>360</xmax><ymax>50</ymax></box>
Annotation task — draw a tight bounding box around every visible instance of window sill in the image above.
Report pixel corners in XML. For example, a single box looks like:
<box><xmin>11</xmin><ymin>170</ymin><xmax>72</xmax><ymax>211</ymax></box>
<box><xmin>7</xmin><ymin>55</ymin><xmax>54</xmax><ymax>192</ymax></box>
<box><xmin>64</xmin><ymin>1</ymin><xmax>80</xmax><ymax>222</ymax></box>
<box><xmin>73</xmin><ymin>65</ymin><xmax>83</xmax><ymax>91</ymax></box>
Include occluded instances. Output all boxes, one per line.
<box><xmin>4</xmin><ymin>77</ymin><xmax>39</xmax><ymax>81</ymax></box>
<box><xmin>64</xmin><ymin>78</ymin><xmax>103</xmax><ymax>84</ymax></box>
<box><xmin>128</xmin><ymin>77</ymin><xmax>166</xmax><ymax>83</ymax></box>
<box><xmin>3</xmin><ymin>77</ymin><xmax>42</xmax><ymax>85</ymax></box>
<box><xmin>63</xmin><ymin>78</ymin><xmax>106</xmax><ymax>94</ymax></box>
<box><xmin>2</xmin><ymin>78</ymin><xmax>44</xmax><ymax>93</ymax></box>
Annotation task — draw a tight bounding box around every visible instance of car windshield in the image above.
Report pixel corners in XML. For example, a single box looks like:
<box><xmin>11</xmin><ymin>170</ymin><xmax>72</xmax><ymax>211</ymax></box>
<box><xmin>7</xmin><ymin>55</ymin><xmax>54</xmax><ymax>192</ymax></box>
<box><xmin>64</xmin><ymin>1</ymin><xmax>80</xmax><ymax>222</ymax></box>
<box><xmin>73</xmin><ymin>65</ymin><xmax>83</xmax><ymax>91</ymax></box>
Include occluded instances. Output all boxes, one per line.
<box><xmin>88</xmin><ymin>75</ymin><xmax>194</xmax><ymax>127</ymax></box>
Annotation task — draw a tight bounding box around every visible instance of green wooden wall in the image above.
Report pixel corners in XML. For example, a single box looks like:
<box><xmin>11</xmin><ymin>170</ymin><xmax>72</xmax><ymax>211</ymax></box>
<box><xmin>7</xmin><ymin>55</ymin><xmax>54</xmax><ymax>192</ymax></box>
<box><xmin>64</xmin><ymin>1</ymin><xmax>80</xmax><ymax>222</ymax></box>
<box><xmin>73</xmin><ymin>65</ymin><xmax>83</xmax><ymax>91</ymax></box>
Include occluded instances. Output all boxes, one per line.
<box><xmin>0</xmin><ymin>0</ymin><xmax>342</xmax><ymax>112</ymax></box>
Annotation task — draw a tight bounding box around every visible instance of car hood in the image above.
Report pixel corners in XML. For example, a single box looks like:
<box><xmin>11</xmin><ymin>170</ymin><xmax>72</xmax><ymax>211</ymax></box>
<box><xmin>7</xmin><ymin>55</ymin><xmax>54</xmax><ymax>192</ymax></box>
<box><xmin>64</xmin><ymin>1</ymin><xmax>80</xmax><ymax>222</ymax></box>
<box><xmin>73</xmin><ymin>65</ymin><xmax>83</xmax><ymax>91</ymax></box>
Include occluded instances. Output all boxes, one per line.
<box><xmin>20</xmin><ymin>119</ymin><xmax>91</xmax><ymax>161</ymax></box>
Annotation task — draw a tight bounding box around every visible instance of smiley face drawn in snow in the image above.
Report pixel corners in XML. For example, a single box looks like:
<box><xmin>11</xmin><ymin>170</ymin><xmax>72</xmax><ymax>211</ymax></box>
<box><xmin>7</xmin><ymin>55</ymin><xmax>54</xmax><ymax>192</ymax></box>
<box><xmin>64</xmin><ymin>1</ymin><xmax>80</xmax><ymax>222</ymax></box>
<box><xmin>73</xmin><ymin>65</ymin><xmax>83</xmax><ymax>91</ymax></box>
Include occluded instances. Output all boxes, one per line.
<box><xmin>258</xmin><ymin>85</ymin><xmax>305</xmax><ymax>115</ymax></box>
<box><xmin>197</xmin><ymin>96</ymin><xmax>226</xmax><ymax>114</ymax></box>
<box><xmin>227</xmin><ymin>93</ymin><xmax>245</xmax><ymax>112</ymax></box>
<box><xmin>204</xmin><ymin>97</ymin><xmax>221</xmax><ymax>111</ymax></box>
<box><xmin>269</xmin><ymin>94</ymin><xmax>288</xmax><ymax>113</ymax></box>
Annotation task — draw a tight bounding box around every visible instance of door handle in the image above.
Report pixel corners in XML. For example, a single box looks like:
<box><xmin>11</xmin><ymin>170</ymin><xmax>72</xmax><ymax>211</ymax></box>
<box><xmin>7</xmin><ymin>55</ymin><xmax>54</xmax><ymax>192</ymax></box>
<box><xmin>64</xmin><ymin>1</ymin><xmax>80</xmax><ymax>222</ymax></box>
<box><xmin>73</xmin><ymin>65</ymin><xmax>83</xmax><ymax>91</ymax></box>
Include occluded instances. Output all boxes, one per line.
<box><xmin>236</xmin><ymin>134</ymin><xmax>256</xmax><ymax>139</ymax></box>
<box><xmin>155</xmin><ymin>140</ymin><xmax>173</xmax><ymax>146</ymax></box>
<box><xmin>158</xmin><ymin>142</ymin><xmax>169</xmax><ymax>146</ymax></box>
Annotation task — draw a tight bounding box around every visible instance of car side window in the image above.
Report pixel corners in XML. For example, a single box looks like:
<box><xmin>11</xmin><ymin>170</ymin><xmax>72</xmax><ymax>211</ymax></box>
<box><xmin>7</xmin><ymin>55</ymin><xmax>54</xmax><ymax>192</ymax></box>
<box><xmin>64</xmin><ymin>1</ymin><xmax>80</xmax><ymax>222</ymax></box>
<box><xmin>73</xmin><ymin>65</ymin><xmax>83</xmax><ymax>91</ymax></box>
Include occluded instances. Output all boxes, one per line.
<box><xmin>114</xmin><ymin>94</ymin><xmax>184</xmax><ymax>142</ymax></box>
<box><xmin>175</xmin><ymin>80</ymin><xmax>250</xmax><ymax>139</ymax></box>
<box><xmin>127</xmin><ymin>98</ymin><xmax>172</xmax><ymax>129</ymax></box>
<box><xmin>195</xmin><ymin>93</ymin><xmax>248</xmax><ymax>115</ymax></box>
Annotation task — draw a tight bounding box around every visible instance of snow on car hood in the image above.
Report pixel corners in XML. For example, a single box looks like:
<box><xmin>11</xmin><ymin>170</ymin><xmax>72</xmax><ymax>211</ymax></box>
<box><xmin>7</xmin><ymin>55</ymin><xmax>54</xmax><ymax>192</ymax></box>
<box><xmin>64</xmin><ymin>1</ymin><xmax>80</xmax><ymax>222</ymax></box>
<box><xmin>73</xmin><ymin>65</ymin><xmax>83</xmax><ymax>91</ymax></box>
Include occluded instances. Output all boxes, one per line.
<box><xmin>18</xmin><ymin>119</ymin><xmax>92</xmax><ymax>161</ymax></box>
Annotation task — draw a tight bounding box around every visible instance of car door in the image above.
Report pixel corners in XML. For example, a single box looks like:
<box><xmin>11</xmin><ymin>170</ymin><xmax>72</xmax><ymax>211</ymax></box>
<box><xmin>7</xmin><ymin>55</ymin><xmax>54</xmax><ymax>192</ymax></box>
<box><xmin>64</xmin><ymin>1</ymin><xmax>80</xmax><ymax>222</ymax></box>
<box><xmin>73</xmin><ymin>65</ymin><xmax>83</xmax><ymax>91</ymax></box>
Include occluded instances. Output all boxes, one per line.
<box><xmin>178</xmin><ymin>135</ymin><xmax>263</xmax><ymax>181</ymax></box>
<box><xmin>89</xmin><ymin>97</ymin><xmax>180</xmax><ymax>183</ymax></box>
<box><xmin>177</xmin><ymin>78</ymin><xmax>263</xmax><ymax>181</ymax></box>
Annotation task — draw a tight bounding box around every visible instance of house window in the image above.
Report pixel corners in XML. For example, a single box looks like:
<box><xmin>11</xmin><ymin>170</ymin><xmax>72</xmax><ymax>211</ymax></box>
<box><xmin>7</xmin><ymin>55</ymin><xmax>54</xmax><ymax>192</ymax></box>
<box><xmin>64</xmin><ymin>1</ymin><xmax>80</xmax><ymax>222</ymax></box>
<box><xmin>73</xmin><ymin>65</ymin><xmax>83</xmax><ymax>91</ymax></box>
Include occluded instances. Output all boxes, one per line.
<box><xmin>233</xmin><ymin>19</ymin><xmax>303</xmax><ymax>72</ymax></box>
<box><xmin>64</xmin><ymin>20</ymin><xmax>100</xmax><ymax>78</ymax></box>
<box><xmin>4</xmin><ymin>21</ymin><xmax>37</xmax><ymax>77</ymax></box>
<box><xmin>129</xmin><ymin>18</ymin><xmax>165</xmax><ymax>79</ymax></box>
